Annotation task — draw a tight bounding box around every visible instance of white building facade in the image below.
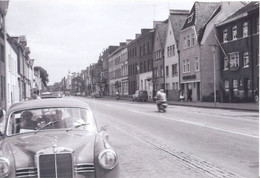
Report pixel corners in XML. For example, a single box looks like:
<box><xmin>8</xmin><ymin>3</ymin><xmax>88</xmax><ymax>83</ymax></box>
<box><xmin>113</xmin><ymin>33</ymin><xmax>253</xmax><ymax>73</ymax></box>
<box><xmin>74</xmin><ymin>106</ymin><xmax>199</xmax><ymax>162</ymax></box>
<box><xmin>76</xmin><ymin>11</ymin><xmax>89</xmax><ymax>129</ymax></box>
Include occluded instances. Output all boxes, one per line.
<box><xmin>6</xmin><ymin>38</ymin><xmax>19</xmax><ymax>109</ymax></box>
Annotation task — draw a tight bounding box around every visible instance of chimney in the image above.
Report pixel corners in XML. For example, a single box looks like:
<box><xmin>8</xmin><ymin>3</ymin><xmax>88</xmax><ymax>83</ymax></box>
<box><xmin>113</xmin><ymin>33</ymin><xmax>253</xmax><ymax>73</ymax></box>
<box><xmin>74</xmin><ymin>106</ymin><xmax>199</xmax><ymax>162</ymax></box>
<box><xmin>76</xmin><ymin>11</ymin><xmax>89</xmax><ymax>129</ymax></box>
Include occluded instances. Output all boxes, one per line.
<box><xmin>126</xmin><ymin>39</ymin><xmax>133</xmax><ymax>45</ymax></box>
<box><xmin>169</xmin><ymin>9</ymin><xmax>189</xmax><ymax>15</ymax></box>
<box><xmin>135</xmin><ymin>34</ymin><xmax>141</xmax><ymax>39</ymax></box>
<box><xmin>141</xmin><ymin>29</ymin><xmax>151</xmax><ymax>34</ymax></box>
<box><xmin>119</xmin><ymin>42</ymin><xmax>126</xmax><ymax>46</ymax></box>
<box><xmin>153</xmin><ymin>21</ymin><xmax>163</xmax><ymax>28</ymax></box>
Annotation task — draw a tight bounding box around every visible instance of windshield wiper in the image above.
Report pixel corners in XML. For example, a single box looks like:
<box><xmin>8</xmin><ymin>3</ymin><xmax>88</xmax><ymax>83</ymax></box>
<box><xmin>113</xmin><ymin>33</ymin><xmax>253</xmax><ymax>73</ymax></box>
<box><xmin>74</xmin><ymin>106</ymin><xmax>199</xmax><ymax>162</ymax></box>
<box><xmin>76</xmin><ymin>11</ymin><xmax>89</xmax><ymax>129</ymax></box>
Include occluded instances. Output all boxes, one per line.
<box><xmin>35</xmin><ymin>120</ymin><xmax>61</xmax><ymax>133</ymax></box>
<box><xmin>66</xmin><ymin>123</ymin><xmax>89</xmax><ymax>132</ymax></box>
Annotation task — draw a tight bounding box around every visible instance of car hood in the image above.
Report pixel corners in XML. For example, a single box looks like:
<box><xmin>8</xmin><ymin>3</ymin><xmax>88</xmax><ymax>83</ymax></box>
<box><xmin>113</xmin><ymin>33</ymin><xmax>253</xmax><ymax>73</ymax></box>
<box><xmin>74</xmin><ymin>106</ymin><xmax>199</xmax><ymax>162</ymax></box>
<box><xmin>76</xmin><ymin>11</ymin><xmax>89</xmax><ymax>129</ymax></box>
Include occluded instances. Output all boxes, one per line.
<box><xmin>3</xmin><ymin>130</ymin><xmax>97</xmax><ymax>169</ymax></box>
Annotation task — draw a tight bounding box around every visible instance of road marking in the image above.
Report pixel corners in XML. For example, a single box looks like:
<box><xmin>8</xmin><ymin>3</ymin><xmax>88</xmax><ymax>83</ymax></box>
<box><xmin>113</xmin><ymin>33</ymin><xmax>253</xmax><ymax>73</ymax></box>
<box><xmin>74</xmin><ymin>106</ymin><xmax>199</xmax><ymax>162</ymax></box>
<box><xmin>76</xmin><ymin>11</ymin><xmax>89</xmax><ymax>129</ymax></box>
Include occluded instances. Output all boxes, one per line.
<box><xmin>128</xmin><ymin>109</ymin><xmax>259</xmax><ymax>139</ymax></box>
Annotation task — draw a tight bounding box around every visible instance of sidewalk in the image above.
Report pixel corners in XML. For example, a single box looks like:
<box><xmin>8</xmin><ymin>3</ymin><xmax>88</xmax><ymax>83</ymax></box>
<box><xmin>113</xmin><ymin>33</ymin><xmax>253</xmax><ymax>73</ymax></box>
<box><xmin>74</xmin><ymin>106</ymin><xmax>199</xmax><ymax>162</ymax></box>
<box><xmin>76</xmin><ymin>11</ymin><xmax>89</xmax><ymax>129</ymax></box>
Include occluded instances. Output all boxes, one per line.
<box><xmin>98</xmin><ymin>95</ymin><xmax>259</xmax><ymax>112</ymax></box>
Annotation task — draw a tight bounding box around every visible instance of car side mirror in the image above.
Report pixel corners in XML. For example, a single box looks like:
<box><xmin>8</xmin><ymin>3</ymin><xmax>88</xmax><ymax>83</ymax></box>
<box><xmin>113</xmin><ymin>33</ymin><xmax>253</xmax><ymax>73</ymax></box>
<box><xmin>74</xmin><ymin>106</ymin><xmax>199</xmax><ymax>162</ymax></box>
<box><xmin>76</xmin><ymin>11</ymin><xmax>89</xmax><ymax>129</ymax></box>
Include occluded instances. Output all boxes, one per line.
<box><xmin>100</xmin><ymin>125</ymin><xmax>109</xmax><ymax>141</ymax></box>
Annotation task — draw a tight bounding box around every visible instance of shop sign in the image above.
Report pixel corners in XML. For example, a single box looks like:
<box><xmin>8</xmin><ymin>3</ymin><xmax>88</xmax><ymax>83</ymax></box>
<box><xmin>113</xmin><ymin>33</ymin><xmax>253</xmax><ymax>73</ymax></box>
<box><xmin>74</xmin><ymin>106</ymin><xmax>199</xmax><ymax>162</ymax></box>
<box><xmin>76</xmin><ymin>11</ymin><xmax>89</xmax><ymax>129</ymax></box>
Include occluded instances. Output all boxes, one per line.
<box><xmin>183</xmin><ymin>75</ymin><xmax>196</xmax><ymax>80</ymax></box>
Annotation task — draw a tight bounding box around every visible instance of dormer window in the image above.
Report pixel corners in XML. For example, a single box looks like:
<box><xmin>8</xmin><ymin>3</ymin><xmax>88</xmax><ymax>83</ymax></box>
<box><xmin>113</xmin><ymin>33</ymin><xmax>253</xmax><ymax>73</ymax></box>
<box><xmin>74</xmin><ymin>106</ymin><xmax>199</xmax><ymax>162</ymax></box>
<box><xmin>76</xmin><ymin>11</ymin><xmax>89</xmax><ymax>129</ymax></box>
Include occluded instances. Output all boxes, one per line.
<box><xmin>187</xmin><ymin>12</ymin><xmax>194</xmax><ymax>23</ymax></box>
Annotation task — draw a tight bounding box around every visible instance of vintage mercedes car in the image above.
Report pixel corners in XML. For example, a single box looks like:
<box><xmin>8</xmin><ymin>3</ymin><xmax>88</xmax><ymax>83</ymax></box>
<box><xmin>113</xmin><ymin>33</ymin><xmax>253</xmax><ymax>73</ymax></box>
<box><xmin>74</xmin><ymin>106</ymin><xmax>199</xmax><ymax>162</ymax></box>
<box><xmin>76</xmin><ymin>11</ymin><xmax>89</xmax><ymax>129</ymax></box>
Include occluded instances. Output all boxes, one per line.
<box><xmin>0</xmin><ymin>98</ymin><xmax>119</xmax><ymax>178</ymax></box>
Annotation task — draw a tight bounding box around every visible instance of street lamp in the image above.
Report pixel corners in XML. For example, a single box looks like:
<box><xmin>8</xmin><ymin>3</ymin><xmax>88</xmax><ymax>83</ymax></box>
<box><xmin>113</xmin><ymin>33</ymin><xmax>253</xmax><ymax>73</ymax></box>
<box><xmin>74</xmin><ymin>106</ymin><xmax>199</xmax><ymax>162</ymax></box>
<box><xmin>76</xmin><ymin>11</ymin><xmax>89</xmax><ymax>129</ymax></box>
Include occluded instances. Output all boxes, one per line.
<box><xmin>209</xmin><ymin>44</ymin><xmax>218</xmax><ymax>107</ymax></box>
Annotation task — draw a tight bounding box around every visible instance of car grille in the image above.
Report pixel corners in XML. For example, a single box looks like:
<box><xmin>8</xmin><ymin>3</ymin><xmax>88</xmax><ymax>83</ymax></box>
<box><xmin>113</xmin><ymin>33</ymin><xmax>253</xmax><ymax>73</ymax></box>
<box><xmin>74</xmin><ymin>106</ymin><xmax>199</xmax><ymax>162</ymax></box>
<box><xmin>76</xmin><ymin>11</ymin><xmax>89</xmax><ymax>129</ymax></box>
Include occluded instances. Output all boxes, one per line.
<box><xmin>16</xmin><ymin>167</ymin><xmax>37</xmax><ymax>178</ymax></box>
<box><xmin>74</xmin><ymin>163</ymin><xmax>95</xmax><ymax>173</ymax></box>
<box><xmin>38</xmin><ymin>153</ymin><xmax>73</xmax><ymax>178</ymax></box>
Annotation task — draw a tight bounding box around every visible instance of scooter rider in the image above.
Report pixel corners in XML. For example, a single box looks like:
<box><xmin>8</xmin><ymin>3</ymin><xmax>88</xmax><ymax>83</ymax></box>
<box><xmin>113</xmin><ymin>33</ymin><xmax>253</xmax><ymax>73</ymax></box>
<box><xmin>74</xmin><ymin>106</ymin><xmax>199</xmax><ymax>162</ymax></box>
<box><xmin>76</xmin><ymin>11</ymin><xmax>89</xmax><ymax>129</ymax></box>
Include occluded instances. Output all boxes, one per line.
<box><xmin>156</xmin><ymin>89</ymin><xmax>167</xmax><ymax>111</ymax></box>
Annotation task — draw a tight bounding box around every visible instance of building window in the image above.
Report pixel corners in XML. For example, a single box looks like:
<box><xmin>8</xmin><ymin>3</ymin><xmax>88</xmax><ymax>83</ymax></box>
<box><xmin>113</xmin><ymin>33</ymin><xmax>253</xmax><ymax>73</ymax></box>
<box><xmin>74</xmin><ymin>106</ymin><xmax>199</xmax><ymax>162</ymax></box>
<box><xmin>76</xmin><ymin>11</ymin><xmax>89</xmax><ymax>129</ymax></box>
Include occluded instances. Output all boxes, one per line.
<box><xmin>154</xmin><ymin>67</ymin><xmax>158</xmax><ymax>77</ymax></box>
<box><xmin>166</xmin><ymin>66</ymin><xmax>169</xmax><ymax>77</ymax></box>
<box><xmin>229</xmin><ymin>52</ymin><xmax>239</xmax><ymax>69</ymax></box>
<box><xmin>232</xmin><ymin>26</ymin><xmax>237</xmax><ymax>40</ymax></box>
<box><xmin>242</xmin><ymin>52</ymin><xmax>249</xmax><ymax>67</ymax></box>
<box><xmin>166</xmin><ymin>83</ymin><xmax>170</xmax><ymax>90</ymax></box>
<box><xmin>191</xmin><ymin>34</ymin><xmax>195</xmax><ymax>45</ymax></box>
<box><xmin>184</xmin><ymin>37</ymin><xmax>187</xmax><ymax>48</ymax></box>
<box><xmin>195</xmin><ymin>57</ymin><xmax>199</xmax><ymax>71</ymax></box>
<box><xmin>224</xmin><ymin>56</ymin><xmax>229</xmax><ymax>70</ymax></box>
<box><xmin>187</xmin><ymin>35</ymin><xmax>190</xmax><ymax>47</ymax></box>
<box><xmin>172</xmin><ymin>83</ymin><xmax>175</xmax><ymax>90</ymax></box>
<box><xmin>167</xmin><ymin>46</ymin><xmax>169</xmax><ymax>57</ymax></box>
<box><xmin>223</xmin><ymin>29</ymin><xmax>228</xmax><ymax>42</ymax></box>
<box><xmin>172</xmin><ymin>64</ymin><xmax>178</xmax><ymax>76</ymax></box>
<box><xmin>183</xmin><ymin>60</ymin><xmax>186</xmax><ymax>73</ymax></box>
<box><xmin>242</xmin><ymin>22</ymin><xmax>248</xmax><ymax>37</ymax></box>
<box><xmin>186</xmin><ymin>59</ymin><xmax>190</xmax><ymax>72</ymax></box>
<box><xmin>160</xmin><ymin>65</ymin><xmax>164</xmax><ymax>77</ymax></box>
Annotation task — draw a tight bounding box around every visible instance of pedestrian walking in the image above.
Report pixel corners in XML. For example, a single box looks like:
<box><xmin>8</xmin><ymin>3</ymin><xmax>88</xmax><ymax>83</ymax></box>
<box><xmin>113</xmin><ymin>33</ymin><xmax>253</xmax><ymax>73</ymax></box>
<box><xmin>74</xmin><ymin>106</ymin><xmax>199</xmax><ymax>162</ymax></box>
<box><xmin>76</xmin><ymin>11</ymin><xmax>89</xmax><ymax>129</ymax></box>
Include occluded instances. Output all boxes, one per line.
<box><xmin>179</xmin><ymin>90</ymin><xmax>184</xmax><ymax>102</ymax></box>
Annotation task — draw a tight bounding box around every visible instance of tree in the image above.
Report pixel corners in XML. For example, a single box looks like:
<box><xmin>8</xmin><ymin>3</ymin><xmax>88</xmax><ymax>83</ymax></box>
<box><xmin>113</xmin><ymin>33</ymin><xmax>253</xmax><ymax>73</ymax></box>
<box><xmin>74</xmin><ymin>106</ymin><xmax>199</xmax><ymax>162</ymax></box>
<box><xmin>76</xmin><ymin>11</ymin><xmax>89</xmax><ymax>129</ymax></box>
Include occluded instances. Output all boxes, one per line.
<box><xmin>34</xmin><ymin>66</ymin><xmax>49</xmax><ymax>87</ymax></box>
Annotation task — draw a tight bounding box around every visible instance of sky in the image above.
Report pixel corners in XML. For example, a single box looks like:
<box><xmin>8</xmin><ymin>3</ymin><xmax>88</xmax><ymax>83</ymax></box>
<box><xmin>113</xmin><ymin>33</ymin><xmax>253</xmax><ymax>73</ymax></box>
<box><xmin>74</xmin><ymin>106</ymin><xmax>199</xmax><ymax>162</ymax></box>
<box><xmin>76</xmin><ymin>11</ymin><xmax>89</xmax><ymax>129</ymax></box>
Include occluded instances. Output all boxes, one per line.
<box><xmin>6</xmin><ymin>0</ymin><xmax>196</xmax><ymax>84</ymax></box>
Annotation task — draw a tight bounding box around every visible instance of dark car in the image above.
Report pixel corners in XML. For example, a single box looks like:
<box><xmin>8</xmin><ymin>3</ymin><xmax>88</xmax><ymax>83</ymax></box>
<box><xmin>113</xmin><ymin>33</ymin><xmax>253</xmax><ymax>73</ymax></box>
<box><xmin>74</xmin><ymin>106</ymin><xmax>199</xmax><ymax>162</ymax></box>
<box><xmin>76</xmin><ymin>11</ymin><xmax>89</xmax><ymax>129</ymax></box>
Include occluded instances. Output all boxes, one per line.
<box><xmin>40</xmin><ymin>91</ymin><xmax>61</xmax><ymax>99</ymax></box>
<box><xmin>0</xmin><ymin>98</ymin><xmax>119</xmax><ymax>178</ymax></box>
<box><xmin>132</xmin><ymin>90</ymin><xmax>148</xmax><ymax>102</ymax></box>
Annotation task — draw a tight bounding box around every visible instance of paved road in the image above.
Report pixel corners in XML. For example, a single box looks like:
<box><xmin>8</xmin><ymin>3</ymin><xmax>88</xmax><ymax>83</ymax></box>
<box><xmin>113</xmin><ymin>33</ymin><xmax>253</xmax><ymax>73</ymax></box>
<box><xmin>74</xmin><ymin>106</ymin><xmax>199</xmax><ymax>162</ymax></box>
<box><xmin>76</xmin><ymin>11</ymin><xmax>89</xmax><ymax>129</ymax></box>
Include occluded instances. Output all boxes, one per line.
<box><xmin>76</xmin><ymin>96</ymin><xmax>258</xmax><ymax>178</ymax></box>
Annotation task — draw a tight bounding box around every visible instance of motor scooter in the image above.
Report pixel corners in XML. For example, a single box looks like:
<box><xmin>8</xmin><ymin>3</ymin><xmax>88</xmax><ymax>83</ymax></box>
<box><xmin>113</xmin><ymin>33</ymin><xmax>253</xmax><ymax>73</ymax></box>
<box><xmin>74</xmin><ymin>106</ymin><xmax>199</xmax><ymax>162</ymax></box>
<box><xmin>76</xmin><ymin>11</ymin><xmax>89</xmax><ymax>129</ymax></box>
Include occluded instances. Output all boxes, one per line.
<box><xmin>157</xmin><ymin>102</ymin><xmax>167</xmax><ymax>112</ymax></box>
<box><xmin>154</xmin><ymin>96</ymin><xmax>167</xmax><ymax>112</ymax></box>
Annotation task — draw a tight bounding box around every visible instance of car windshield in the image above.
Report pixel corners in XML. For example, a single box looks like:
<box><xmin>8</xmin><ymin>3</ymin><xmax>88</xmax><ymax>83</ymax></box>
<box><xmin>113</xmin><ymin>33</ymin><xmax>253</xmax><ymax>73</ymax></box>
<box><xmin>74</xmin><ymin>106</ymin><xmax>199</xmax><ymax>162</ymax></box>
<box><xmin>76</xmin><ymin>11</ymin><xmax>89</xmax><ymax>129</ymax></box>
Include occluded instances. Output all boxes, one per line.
<box><xmin>6</xmin><ymin>107</ymin><xmax>96</xmax><ymax>136</ymax></box>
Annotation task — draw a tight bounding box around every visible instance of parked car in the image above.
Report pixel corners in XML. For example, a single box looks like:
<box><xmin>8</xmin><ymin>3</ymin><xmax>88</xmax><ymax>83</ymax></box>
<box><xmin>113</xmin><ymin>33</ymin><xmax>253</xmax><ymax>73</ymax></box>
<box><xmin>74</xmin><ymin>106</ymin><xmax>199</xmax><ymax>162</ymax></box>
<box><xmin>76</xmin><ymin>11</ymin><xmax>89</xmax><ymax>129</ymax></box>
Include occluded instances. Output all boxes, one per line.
<box><xmin>132</xmin><ymin>90</ymin><xmax>148</xmax><ymax>102</ymax></box>
<box><xmin>40</xmin><ymin>92</ymin><xmax>61</xmax><ymax>99</ymax></box>
<box><xmin>0</xmin><ymin>98</ymin><xmax>119</xmax><ymax>178</ymax></box>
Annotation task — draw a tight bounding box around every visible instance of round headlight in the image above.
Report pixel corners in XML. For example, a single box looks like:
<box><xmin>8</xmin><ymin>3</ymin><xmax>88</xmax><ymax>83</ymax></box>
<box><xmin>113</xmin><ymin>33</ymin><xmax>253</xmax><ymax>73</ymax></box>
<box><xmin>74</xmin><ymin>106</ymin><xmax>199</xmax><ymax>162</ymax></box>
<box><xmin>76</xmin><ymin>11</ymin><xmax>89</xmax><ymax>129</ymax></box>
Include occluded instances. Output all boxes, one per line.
<box><xmin>98</xmin><ymin>149</ymin><xmax>117</xmax><ymax>170</ymax></box>
<box><xmin>0</xmin><ymin>157</ymin><xmax>10</xmax><ymax>177</ymax></box>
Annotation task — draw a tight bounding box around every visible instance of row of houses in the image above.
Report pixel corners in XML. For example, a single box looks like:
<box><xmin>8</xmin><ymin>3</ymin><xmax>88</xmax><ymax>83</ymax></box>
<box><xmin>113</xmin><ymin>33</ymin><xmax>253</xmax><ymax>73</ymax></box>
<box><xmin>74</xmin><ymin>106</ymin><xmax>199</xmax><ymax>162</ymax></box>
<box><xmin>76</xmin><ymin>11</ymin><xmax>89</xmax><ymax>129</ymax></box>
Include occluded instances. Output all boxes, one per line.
<box><xmin>0</xmin><ymin>1</ymin><xmax>43</xmax><ymax>110</ymax></box>
<box><xmin>64</xmin><ymin>1</ymin><xmax>259</xmax><ymax>103</ymax></box>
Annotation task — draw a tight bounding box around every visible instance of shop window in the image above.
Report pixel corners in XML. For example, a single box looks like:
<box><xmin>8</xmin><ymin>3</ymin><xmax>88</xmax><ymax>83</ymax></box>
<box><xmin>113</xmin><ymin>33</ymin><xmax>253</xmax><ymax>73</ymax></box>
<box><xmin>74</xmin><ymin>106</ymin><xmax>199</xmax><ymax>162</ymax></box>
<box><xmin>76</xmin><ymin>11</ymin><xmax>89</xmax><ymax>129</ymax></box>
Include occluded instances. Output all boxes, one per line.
<box><xmin>233</xmin><ymin>79</ymin><xmax>238</xmax><ymax>89</ymax></box>
<box><xmin>224</xmin><ymin>80</ymin><xmax>229</xmax><ymax>91</ymax></box>
<box><xmin>247</xmin><ymin>80</ymin><xmax>251</xmax><ymax>89</ymax></box>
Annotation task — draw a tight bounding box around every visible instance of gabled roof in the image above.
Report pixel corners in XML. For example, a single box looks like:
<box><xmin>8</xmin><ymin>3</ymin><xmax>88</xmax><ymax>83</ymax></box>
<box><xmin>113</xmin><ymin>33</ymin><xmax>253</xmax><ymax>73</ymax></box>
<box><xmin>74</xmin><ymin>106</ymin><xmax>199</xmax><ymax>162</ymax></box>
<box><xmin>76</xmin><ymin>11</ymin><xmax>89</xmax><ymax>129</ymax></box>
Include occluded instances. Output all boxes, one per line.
<box><xmin>155</xmin><ymin>20</ymin><xmax>168</xmax><ymax>48</ymax></box>
<box><xmin>169</xmin><ymin>10</ymin><xmax>189</xmax><ymax>42</ymax></box>
<box><xmin>182</xmin><ymin>1</ymin><xmax>220</xmax><ymax>33</ymax></box>
<box><xmin>216</xmin><ymin>1</ymin><xmax>259</xmax><ymax>27</ymax></box>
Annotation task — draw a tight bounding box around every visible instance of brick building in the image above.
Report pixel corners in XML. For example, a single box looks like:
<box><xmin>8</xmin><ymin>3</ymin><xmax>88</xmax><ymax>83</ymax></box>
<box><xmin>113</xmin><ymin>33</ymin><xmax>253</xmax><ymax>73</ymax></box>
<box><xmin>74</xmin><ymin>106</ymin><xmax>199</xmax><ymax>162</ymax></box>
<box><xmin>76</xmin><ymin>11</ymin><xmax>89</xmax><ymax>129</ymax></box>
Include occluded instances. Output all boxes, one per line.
<box><xmin>127</xmin><ymin>29</ymin><xmax>154</xmax><ymax>96</ymax></box>
<box><xmin>216</xmin><ymin>2</ymin><xmax>259</xmax><ymax>102</ymax></box>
